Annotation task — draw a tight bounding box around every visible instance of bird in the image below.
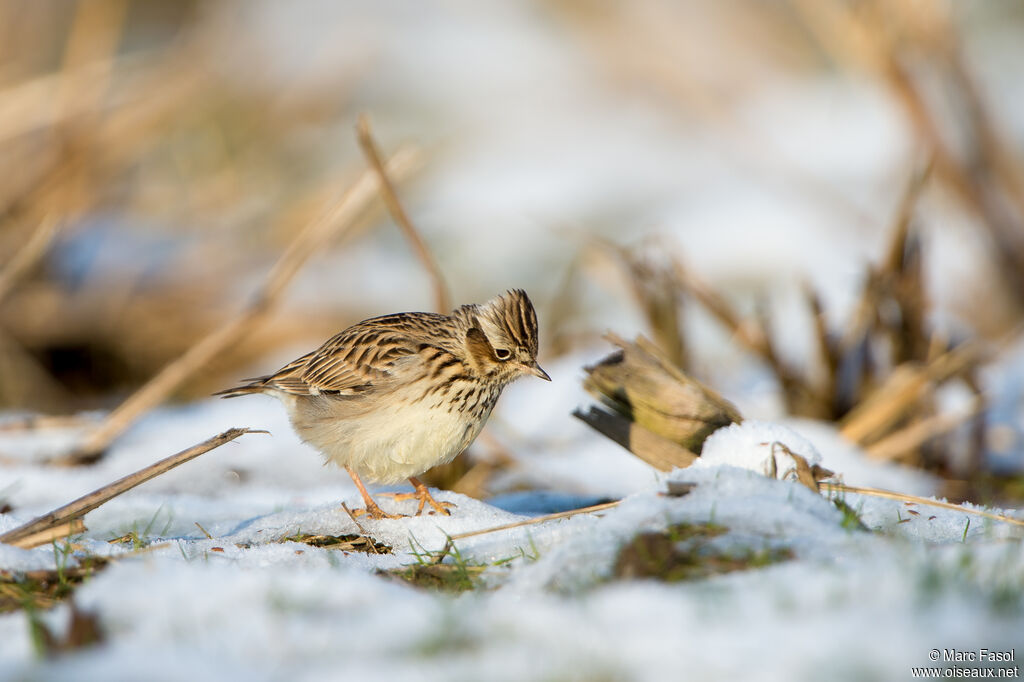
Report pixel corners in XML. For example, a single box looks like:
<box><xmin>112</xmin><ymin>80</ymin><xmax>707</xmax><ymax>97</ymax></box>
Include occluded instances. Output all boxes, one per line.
<box><xmin>216</xmin><ymin>289</ymin><xmax>549</xmax><ymax>519</ymax></box>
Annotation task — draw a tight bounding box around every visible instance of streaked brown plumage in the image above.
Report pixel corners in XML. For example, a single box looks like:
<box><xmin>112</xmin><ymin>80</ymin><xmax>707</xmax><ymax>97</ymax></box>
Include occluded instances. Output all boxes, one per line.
<box><xmin>217</xmin><ymin>289</ymin><xmax>549</xmax><ymax>518</ymax></box>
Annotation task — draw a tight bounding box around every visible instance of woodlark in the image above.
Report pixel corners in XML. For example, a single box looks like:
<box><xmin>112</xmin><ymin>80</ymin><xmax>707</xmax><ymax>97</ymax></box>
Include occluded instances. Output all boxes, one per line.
<box><xmin>217</xmin><ymin>289</ymin><xmax>549</xmax><ymax>518</ymax></box>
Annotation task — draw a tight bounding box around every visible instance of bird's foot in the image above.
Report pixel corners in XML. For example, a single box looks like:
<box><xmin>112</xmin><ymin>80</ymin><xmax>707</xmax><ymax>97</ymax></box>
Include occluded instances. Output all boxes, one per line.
<box><xmin>349</xmin><ymin>500</ymin><xmax>405</xmax><ymax>520</ymax></box>
<box><xmin>381</xmin><ymin>478</ymin><xmax>456</xmax><ymax>516</ymax></box>
<box><xmin>343</xmin><ymin>465</ymin><xmax>406</xmax><ymax>519</ymax></box>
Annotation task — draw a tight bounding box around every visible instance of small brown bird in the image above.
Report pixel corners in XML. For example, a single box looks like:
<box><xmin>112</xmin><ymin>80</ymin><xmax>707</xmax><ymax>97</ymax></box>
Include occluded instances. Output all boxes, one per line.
<box><xmin>217</xmin><ymin>290</ymin><xmax>549</xmax><ymax>518</ymax></box>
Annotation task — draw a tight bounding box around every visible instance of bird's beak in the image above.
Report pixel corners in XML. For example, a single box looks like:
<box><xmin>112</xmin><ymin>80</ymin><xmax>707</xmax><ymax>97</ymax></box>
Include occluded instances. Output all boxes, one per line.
<box><xmin>525</xmin><ymin>361</ymin><xmax>551</xmax><ymax>381</ymax></box>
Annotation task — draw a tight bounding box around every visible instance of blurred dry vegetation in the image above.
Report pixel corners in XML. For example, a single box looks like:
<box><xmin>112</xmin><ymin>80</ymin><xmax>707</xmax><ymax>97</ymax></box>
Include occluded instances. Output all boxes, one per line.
<box><xmin>1</xmin><ymin>1</ymin><xmax>1024</xmax><ymax>502</ymax></box>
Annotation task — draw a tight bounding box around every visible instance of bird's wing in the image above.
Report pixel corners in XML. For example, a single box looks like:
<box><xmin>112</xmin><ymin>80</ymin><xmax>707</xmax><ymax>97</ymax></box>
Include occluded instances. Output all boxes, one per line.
<box><xmin>262</xmin><ymin>312</ymin><xmax>451</xmax><ymax>396</ymax></box>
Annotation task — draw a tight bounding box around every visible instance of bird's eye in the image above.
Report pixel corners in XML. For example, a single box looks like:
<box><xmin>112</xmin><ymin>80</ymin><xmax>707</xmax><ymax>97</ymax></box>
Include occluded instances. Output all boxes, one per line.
<box><xmin>494</xmin><ymin>348</ymin><xmax>512</xmax><ymax>360</ymax></box>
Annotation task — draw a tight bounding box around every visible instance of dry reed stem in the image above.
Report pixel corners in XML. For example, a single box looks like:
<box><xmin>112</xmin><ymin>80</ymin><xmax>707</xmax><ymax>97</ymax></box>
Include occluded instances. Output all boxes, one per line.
<box><xmin>58</xmin><ymin>0</ymin><xmax>128</xmax><ymax>123</ymax></box>
<box><xmin>0</xmin><ymin>56</ymin><xmax>125</xmax><ymax>145</ymax></box>
<box><xmin>60</xmin><ymin>149</ymin><xmax>420</xmax><ymax>464</ymax></box>
<box><xmin>0</xmin><ymin>48</ymin><xmax>208</xmax><ymax>234</ymax></box>
<box><xmin>802</xmin><ymin>282</ymin><xmax>837</xmax><ymax>402</ymax></box>
<box><xmin>672</xmin><ymin>262</ymin><xmax>791</xmax><ymax>385</ymax></box>
<box><xmin>865</xmin><ymin>398</ymin><xmax>985</xmax><ymax>462</ymax></box>
<box><xmin>877</xmin><ymin>163</ymin><xmax>931</xmax><ymax>362</ymax></box>
<box><xmin>839</xmin><ymin>340</ymin><xmax>981</xmax><ymax>445</ymax></box>
<box><xmin>595</xmin><ymin>239</ymin><xmax>687</xmax><ymax>368</ymax></box>
<box><xmin>673</xmin><ymin>262</ymin><xmax>761</xmax><ymax>351</ymax></box>
<box><xmin>793</xmin><ymin>0</ymin><xmax>1024</xmax><ymax>306</ymax></box>
<box><xmin>827</xmin><ymin>169</ymin><xmax>929</xmax><ymax>418</ymax></box>
<box><xmin>5</xmin><ymin>520</ymin><xmax>87</xmax><ymax>551</ymax></box>
<box><xmin>0</xmin><ymin>428</ymin><xmax>256</xmax><ymax>549</ymax></box>
<box><xmin>881</xmin><ymin>160</ymin><xmax>932</xmax><ymax>277</ymax></box>
<box><xmin>356</xmin><ymin>114</ymin><xmax>450</xmax><ymax>314</ymax></box>
<box><xmin>0</xmin><ymin>215</ymin><xmax>60</xmax><ymax>304</ymax></box>
<box><xmin>672</xmin><ymin>261</ymin><xmax>814</xmax><ymax>413</ymax></box>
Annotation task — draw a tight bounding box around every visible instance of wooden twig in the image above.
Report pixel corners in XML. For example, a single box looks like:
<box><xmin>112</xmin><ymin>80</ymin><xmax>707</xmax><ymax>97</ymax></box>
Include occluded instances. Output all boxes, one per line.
<box><xmin>59</xmin><ymin>149</ymin><xmax>420</xmax><ymax>465</ymax></box>
<box><xmin>0</xmin><ymin>428</ymin><xmax>258</xmax><ymax>549</ymax></box>
<box><xmin>448</xmin><ymin>501</ymin><xmax>622</xmax><ymax>541</ymax></box>
<box><xmin>356</xmin><ymin>114</ymin><xmax>450</xmax><ymax>314</ymax></box>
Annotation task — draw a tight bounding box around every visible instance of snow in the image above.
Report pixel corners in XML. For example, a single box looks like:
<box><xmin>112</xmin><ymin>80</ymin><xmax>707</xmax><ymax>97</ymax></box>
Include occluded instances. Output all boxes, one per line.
<box><xmin>697</xmin><ymin>420</ymin><xmax>823</xmax><ymax>480</ymax></box>
<box><xmin>2</xmin><ymin>396</ymin><xmax>1021</xmax><ymax>681</ymax></box>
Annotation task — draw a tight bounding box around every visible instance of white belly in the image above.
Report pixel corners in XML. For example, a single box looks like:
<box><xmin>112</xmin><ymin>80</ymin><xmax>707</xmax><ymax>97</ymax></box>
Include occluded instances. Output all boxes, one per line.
<box><xmin>287</xmin><ymin>395</ymin><xmax>491</xmax><ymax>484</ymax></box>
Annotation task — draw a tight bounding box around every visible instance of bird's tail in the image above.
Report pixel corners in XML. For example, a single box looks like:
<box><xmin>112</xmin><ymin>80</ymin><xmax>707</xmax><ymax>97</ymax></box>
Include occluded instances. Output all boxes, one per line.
<box><xmin>212</xmin><ymin>377</ymin><xmax>270</xmax><ymax>399</ymax></box>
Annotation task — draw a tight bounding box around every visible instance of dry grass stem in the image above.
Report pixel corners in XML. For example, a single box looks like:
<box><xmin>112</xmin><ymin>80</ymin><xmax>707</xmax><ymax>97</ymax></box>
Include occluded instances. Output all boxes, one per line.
<box><xmin>823</xmin><ymin>482</ymin><xmax>1024</xmax><ymax>529</ymax></box>
<box><xmin>802</xmin><ymin>282</ymin><xmax>837</xmax><ymax>401</ymax></box>
<box><xmin>356</xmin><ymin>114</ymin><xmax>450</xmax><ymax>313</ymax></box>
<box><xmin>0</xmin><ymin>215</ymin><xmax>61</xmax><ymax>304</ymax></box>
<box><xmin>595</xmin><ymin>239</ymin><xmax>687</xmax><ymax>367</ymax></box>
<box><xmin>671</xmin><ymin>261</ymin><xmax>819</xmax><ymax>414</ymax></box>
<box><xmin>447</xmin><ymin>500</ymin><xmax>622</xmax><ymax>541</ymax></box>
<box><xmin>839</xmin><ymin>341</ymin><xmax>982</xmax><ymax>446</ymax></box>
<box><xmin>864</xmin><ymin>398</ymin><xmax>985</xmax><ymax>462</ymax></box>
<box><xmin>0</xmin><ymin>51</ymin><xmax>137</xmax><ymax>145</ymax></box>
<box><xmin>793</xmin><ymin>0</ymin><xmax>1024</xmax><ymax>308</ymax></box>
<box><xmin>0</xmin><ymin>428</ymin><xmax>257</xmax><ymax>549</ymax></box>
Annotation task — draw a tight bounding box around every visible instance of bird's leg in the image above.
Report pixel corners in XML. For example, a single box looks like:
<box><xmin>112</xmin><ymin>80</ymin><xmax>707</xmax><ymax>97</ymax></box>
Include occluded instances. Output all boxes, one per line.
<box><xmin>381</xmin><ymin>477</ymin><xmax>455</xmax><ymax>516</ymax></box>
<box><xmin>409</xmin><ymin>477</ymin><xmax>456</xmax><ymax>515</ymax></box>
<box><xmin>344</xmin><ymin>466</ymin><xmax>403</xmax><ymax>519</ymax></box>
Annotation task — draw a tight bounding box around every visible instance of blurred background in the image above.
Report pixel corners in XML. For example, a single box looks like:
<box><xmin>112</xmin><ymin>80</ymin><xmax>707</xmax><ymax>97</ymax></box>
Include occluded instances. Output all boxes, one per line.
<box><xmin>2</xmin><ymin>0</ymin><xmax>1024</xmax><ymax>501</ymax></box>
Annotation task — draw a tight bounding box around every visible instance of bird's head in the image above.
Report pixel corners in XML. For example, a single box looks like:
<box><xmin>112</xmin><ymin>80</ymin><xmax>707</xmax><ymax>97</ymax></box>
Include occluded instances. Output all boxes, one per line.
<box><xmin>461</xmin><ymin>289</ymin><xmax>550</xmax><ymax>384</ymax></box>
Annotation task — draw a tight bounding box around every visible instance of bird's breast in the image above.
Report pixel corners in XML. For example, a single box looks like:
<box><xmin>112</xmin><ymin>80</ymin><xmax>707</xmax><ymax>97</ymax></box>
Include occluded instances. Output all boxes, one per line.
<box><xmin>297</xmin><ymin>380</ymin><xmax>502</xmax><ymax>484</ymax></box>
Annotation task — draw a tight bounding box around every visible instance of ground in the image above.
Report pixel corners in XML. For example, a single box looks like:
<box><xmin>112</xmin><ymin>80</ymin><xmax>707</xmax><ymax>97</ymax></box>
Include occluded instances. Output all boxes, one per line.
<box><xmin>1</xmin><ymin>364</ymin><xmax>1021</xmax><ymax>682</ymax></box>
